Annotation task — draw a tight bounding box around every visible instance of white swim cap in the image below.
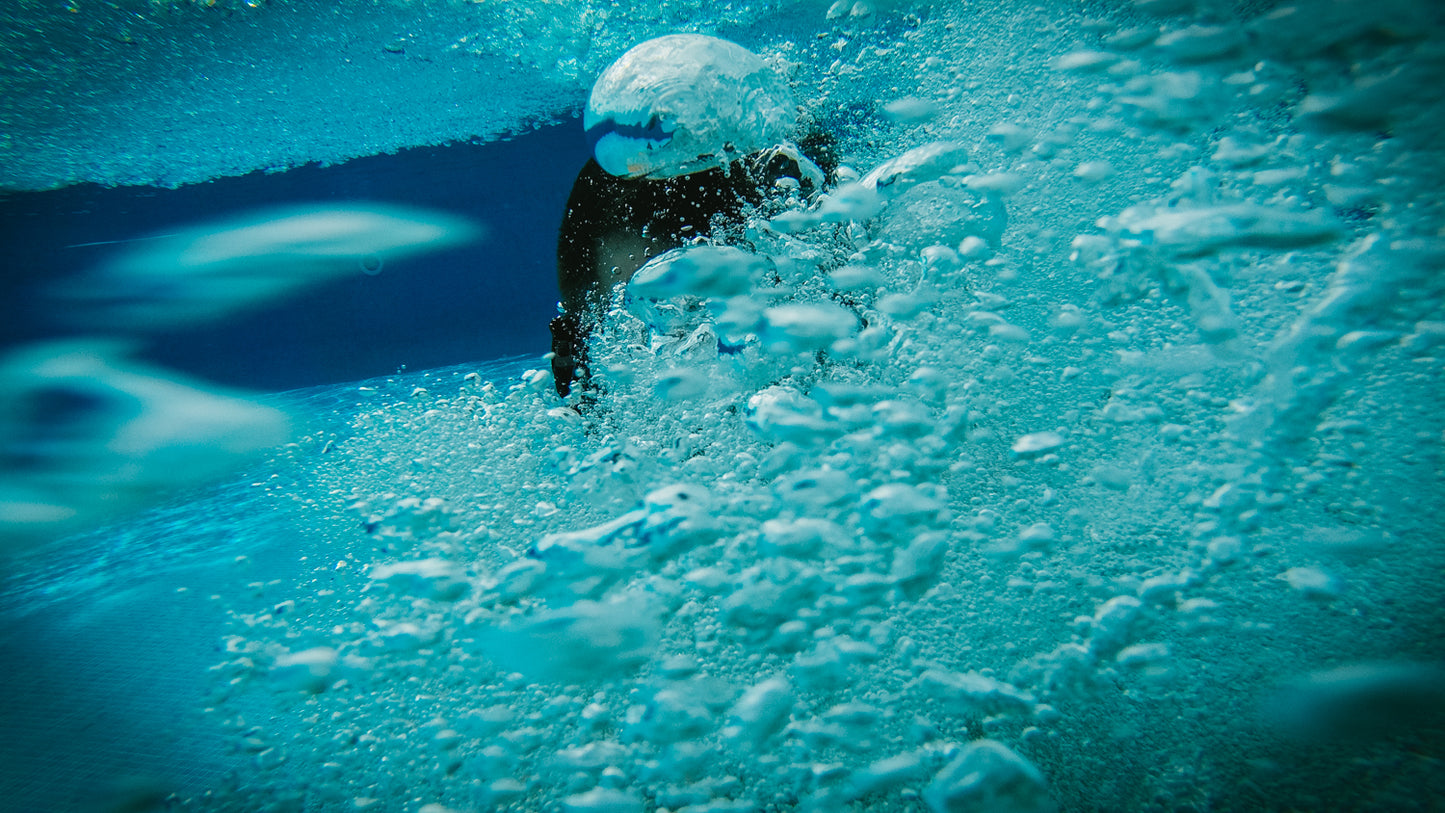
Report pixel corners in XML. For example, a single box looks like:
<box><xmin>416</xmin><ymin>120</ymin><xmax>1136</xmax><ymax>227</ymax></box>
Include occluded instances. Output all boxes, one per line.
<box><xmin>585</xmin><ymin>34</ymin><xmax>796</xmax><ymax>179</ymax></box>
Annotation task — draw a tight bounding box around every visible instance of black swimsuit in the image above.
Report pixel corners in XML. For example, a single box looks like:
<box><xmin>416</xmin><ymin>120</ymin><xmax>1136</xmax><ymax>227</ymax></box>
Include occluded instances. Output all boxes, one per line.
<box><xmin>551</xmin><ymin>142</ymin><xmax>833</xmax><ymax>397</ymax></box>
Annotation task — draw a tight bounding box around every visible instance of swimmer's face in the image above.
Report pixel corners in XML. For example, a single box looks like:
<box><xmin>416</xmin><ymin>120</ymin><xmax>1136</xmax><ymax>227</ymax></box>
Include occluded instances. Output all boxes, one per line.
<box><xmin>585</xmin><ymin>111</ymin><xmax>681</xmax><ymax>178</ymax></box>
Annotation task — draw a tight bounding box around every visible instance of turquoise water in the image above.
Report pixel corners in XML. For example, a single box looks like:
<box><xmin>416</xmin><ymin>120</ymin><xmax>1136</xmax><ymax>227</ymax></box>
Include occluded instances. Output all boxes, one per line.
<box><xmin>0</xmin><ymin>358</ymin><xmax>534</xmax><ymax>809</ymax></box>
<box><xmin>2</xmin><ymin>1</ymin><xmax>1445</xmax><ymax>811</ymax></box>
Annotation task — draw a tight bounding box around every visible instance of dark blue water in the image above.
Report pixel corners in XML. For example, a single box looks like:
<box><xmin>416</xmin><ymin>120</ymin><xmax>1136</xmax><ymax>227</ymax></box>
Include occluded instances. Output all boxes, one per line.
<box><xmin>0</xmin><ymin>122</ymin><xmax>590</xmax><ymax>391</ymax></box>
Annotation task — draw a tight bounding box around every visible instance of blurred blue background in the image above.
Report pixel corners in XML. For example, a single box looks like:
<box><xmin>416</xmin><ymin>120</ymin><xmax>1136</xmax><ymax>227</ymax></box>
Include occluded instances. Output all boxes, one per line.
<box><xmin>0</xmin><ymin>122</ymin><xmax>588</xmax><ymax>391</ymax></box>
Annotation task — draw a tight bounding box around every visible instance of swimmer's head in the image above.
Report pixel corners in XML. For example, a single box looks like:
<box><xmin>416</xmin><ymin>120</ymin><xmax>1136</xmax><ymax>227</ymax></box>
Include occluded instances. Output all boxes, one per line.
<box><xmin>584</xmin><ymin>34</ymin><xmax>796</xmax><ymax>179</ymax></box>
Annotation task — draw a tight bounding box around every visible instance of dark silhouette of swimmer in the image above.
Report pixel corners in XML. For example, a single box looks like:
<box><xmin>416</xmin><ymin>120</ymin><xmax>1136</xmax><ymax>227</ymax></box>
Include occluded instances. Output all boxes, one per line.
<box><xmin>551</xmin><ymin>137</ymin><xmax>835</xmax><ymax>397</ymax></box>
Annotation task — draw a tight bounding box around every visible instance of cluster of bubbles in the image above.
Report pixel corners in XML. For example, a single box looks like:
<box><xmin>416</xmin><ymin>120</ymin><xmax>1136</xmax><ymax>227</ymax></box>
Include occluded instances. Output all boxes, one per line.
<box><xmin>448</xmin><ymin>0</ymin><xmax>797</xmax><ymax>85</ymax></box>
<box><xmin>72</xmin><ymin>0</ymin><xmax>1445</xmax><ymax>810</ymax></box>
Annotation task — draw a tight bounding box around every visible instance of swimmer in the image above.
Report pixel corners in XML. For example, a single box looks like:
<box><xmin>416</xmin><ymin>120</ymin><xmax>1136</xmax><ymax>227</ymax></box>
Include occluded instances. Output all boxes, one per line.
<box><xmin>551</xmin><ymin>34</ymin><xmax>835</xmax><ymax>397</ymax></box>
